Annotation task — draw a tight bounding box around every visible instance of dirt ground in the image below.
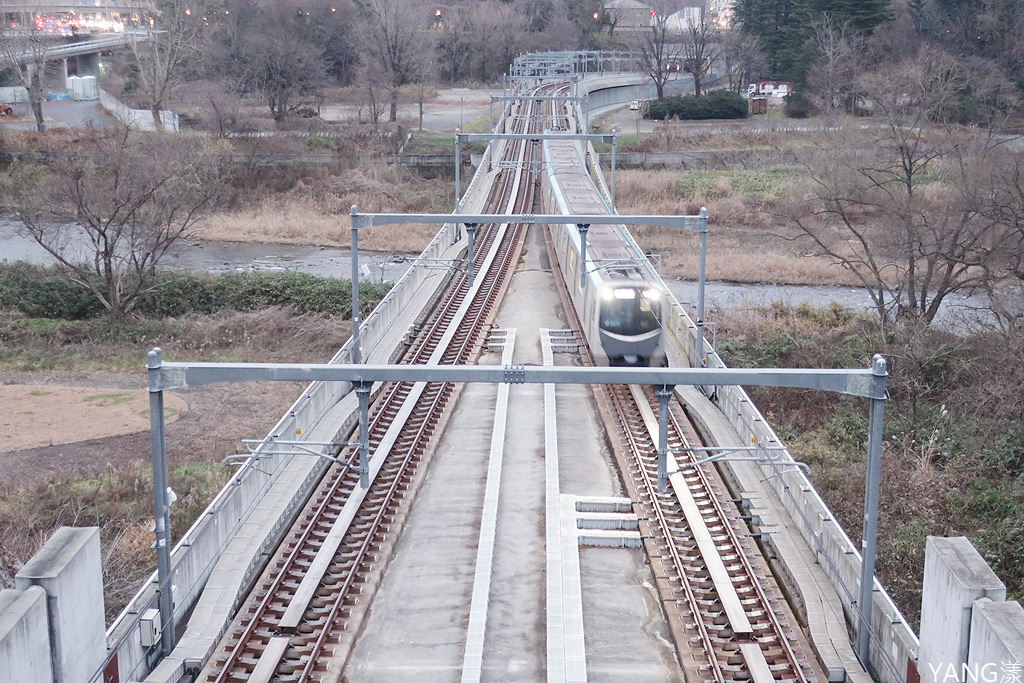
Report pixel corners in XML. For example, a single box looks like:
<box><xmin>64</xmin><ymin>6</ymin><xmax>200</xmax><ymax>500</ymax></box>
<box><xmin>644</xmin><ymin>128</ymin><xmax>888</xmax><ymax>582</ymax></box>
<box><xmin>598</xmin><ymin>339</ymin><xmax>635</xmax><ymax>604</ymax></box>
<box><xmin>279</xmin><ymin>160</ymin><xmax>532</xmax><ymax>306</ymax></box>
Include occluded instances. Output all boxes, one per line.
<box><xmin>0</xmin><ymin>370</ymin><xmax>306</xmax><ymax>494</ymax></box>
<box><xmin>0</xmin><ymin>385</ymin><xmax>188</xmax><ymax>453</ymax></box>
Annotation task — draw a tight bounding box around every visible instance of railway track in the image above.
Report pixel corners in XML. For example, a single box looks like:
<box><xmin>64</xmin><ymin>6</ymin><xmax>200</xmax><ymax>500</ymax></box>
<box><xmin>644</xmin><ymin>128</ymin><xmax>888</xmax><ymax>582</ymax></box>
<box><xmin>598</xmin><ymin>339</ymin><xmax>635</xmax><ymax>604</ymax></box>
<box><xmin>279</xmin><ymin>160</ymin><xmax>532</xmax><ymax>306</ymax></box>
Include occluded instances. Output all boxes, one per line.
<box><xmin>535</xmin><ymin>107</ymin><xmax>820</xmax><ymax>681</ymax></box>
<box><xmin>200</xmin><ymin>80</ymin><xmax>820</xmax><ymax>683</ymax></box>
<box><xmin>201</xmin><ymin>93</ymin><xmax>548</xmax><ymax>683</ymax></box>
<box><xmin>599</xmin><ymin>383</ymin><xmax>817</xmax><ymax>683</ymax></box>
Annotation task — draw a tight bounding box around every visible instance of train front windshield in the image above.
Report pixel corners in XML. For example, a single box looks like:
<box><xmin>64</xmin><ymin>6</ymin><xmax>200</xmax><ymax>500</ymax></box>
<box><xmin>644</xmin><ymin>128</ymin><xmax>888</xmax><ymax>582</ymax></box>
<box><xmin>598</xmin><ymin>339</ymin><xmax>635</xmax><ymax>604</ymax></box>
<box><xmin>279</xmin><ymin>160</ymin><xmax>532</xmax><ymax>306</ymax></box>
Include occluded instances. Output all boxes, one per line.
<box><xmin>599</xmin><ymin>288</ymin><xmax>661</xmax><ymax>336</ymax></box>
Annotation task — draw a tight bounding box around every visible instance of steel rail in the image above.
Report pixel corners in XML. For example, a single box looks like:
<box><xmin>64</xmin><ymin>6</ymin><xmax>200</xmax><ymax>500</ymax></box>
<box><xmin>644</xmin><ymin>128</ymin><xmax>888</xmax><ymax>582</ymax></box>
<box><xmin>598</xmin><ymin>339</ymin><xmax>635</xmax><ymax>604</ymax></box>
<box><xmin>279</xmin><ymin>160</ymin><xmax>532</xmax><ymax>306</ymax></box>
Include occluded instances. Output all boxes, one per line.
<box><xmin>205</xmin><ymin>91</ymin><xmax>545</xmax><ymax>683</ymax></box>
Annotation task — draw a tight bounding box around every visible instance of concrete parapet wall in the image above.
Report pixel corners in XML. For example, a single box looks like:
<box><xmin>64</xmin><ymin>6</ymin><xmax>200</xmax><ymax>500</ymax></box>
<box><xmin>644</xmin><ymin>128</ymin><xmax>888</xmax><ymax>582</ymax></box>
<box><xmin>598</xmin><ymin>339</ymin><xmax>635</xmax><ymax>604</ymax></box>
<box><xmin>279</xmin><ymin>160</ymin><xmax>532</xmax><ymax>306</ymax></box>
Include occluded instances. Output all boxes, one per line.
<box><xmin>15</xmin><ymin>527</ymin><xmax>105</xmax><ymax>683</ymax></box>
<box><xmin>919</xmin><ymin>537</ymin><xmax>1006</xmax><ymax>680</ymax></box>
<box><xmin>98</xmin><ymin>89</ymin><xmax>179</xmax><ymax>132</ymax></box>
<box><xmin>0</xmin><ymin>586</ymin><xmax>53</xmax><ymax>683</ymax></box>
<box><xmin>968</xmin><ymin>600</ymin><xmax>1024</xmax><ymax>672</ymax></box>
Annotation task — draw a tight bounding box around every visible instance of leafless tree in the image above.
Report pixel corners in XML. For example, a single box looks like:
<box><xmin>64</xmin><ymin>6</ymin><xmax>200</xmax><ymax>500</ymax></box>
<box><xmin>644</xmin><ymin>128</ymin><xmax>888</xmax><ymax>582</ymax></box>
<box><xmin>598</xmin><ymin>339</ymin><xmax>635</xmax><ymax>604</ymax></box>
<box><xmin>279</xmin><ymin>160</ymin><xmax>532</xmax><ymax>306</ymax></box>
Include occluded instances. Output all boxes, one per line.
<box><xmin>126</xmin><ymin>0</ymin><xmax>205</xmax><ymax>130</ymax></box>
<box><xmin>678</xmin><ymin>0</ymin><xmax>721</xmax><ymax>97</ymax></box>
<box><xmin>719</xmin><ymin>27</ymin><xmax>768</xmax><ymax>93</ymax></box>
<box><xmin>632</xmin><ymin>0</ymin><xmax>681</xmax><ymax>100</ymax></box>
<box><xmin>788</xmin><ymin>49</ymin><xmax>1022</xmax><ymax>325</ymax></box>
<box><xmin>0</xmin><ymin>23</ymin><xmax>59</xmax><ymax>131</ymax></box>
<box><xmin>465</xmin><ymin>2</ymin><xmax>527</xmax><ymax>82</ymax></box>
<box><xmin>2</xmin><ymin>128</ymin><xmax>229</xmax><ymax>317</ymax></box>
<box><xmin>806</xmin><ymin>14</ymin><xmax>862</xmax><ymax>118</ymax></box>
<box><xmin>358</xmin><ymin>0</ymin><xmax>433</xmax><ymax>123</ymax></box>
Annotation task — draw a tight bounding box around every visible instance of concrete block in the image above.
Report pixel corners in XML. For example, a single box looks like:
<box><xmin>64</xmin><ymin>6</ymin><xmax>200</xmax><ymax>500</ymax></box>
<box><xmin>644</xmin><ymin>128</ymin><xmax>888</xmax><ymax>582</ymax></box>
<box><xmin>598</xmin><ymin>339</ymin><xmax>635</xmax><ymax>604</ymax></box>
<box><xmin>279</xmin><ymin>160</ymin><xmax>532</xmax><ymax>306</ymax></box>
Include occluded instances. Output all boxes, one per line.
<box><xmin>15</xmin><ymin>527</ymin><xmax>106</xmax><ymax>683</ymax></box>
<box><xmin>919</xmin><ymin>537</ymin><xmax>1006</xmax><ymax>682</ymax></box>
<box><xmin>0</xmin><ymin>586</ymin><xmax>54</xmax><ymax>683</ymax></box>
<box><xmin>967</xmin><ymin>600</ymin><xmax>1024</xmax><ymax>673</ymax></box>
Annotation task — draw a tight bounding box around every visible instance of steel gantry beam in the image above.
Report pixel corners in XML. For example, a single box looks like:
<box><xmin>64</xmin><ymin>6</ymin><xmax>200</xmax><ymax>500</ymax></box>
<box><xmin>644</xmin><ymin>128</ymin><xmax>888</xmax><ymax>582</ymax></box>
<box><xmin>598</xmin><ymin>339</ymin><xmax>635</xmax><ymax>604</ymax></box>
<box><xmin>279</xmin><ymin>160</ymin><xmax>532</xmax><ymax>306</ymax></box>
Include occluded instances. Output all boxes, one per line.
<box><xmin>348</xmin><ymin>206</ymin><xmax>708</xmax><ymax>369</ymax></box>
<box><xmin>145</xmin><ymin>348</ymin><xmax>888</xmax><ymax>664</ymax></box>
<box><xmin>453</xmin><ymin>131</ymin><xmax>618</xmax><ymax>213</ymax></box>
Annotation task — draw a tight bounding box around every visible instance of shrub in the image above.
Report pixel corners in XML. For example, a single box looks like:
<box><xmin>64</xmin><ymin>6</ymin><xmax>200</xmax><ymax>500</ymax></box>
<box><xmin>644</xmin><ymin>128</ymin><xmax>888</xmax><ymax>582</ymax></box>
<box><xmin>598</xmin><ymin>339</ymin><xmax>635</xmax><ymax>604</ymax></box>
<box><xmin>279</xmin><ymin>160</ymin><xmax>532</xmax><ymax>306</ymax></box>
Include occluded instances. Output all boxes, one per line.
<box><xmin>0</xmin><ymin>262</ymin><xmax>104</xmax><ymax>319</ymax></box>
<box><xmin>646</xmin><ymin>90</ymin><xmax>748</xmax><ymax>121</ymax></box>
<box><xmin>0</xmin><ymin>264</ymin><xmax>392</xmax><ymax>320</ymax></box>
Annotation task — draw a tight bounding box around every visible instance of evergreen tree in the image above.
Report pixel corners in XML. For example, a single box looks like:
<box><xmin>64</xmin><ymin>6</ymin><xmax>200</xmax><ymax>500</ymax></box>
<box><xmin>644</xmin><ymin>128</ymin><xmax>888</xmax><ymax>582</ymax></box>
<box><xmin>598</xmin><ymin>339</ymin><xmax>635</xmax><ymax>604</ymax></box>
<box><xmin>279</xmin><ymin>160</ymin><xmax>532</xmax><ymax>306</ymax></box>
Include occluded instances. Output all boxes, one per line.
<box><xmin>734</xmin><ymin>0</ymin><xmax>890</xmax><ymax>83</ymax></box>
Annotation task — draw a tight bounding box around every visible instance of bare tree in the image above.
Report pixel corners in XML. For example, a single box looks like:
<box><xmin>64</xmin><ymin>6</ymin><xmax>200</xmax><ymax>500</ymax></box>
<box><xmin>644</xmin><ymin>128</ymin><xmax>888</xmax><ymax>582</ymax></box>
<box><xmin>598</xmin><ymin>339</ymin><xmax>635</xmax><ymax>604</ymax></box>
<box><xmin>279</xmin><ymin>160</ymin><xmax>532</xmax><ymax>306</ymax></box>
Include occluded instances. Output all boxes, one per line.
<box><xmin>0</xmin><ymin>22</ymin><xmax>59</xmax><ymax>131</ymax></box>
<box><xmin>358</xmin><ymin>0</ymin><xmax>432</xmax><ymax>123</ymax></box>
<box><xmin>678</xmin><ymin>0</ymin><xmax>721</xmax><ymax>97</ymax></box>
<box><xmin>126</xmin><ymin>0</ymin><xmax>205</xmax><ymax>130</ymax></box>
<box><xmin>2</xmin><ymin>128</ymin><xmax>229</xmax><ymax>317</ymax></box>
<box><xmin>788</xmin><ymin>49</ymin><xmax>1021</xmax><ymax>325</ymax></box>
<box><xmin>632</xmin><ymin>0</ymin><xmax>681</xmax><ymax>100</ymax></box>
<box><xmin>806</xmin><ymin>14</ymin><xmax>862</xmax><ymax>117</ymax></box>
<box><xmin>464</xmin><ymin>2</ymin><xmax>527</xmax><ymax>82</ymax></box>
<box><xmin>720</xmin><ymin>26</ymin><xmax>768</xmax><ymax>93</ymax></box>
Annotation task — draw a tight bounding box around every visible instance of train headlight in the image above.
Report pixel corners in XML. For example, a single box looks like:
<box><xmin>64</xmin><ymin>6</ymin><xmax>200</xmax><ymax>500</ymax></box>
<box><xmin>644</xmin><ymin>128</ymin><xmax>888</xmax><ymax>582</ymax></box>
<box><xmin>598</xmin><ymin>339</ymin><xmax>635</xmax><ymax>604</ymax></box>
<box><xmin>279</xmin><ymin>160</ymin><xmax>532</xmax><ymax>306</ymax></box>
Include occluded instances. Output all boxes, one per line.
<box><xmin>643</xmin><ymin>288</ymin><xmax>660</xmax><ymax>300</ymax></box>
<box><xmin>613</xmin><ymin>288</ymin><xmax>636</xmax><ymax>300</ymax></box>
<box><xmin>601</xmin><ymin>288</ymin><xmax>615</xmax><ymax>301</ymax></box>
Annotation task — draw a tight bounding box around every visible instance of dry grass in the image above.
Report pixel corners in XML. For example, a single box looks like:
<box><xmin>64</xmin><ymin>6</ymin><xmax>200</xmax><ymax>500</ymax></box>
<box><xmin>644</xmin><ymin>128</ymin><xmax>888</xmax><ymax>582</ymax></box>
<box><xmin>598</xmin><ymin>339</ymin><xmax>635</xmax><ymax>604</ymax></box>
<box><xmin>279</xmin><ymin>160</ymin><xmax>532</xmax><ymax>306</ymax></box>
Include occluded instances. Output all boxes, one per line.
<box><xmin>199</xmin><ymin>163</ymin><xmax>448</xmax><ymax>252</ymax></box>
<box><xmin>616</xmin><ymin>168</ymin><xmax>863</xmax><ymax>285</ymax></box>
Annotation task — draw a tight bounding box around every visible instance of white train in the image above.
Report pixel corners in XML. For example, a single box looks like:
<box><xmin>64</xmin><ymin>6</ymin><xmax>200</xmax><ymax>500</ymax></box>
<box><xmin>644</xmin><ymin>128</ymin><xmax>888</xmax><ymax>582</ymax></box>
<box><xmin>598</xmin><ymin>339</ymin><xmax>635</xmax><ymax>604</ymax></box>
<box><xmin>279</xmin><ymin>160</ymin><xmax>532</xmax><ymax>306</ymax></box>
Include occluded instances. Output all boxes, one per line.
<box><xmin>541</xmin><ymin>136</ymin><xmax>666</xmax><ymax>366</ymax></box>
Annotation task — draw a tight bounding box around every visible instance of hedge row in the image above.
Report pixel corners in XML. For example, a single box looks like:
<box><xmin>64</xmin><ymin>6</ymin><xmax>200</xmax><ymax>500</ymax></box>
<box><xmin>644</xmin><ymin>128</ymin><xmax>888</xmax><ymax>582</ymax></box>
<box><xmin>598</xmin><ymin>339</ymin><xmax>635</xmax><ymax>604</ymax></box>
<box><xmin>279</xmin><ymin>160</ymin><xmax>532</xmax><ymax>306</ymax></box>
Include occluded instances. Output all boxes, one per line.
<box><xmin>0</xmin><ymin>263</ymin><xmax>392</xmax><ymax>320</ymax></box>
<box><xmin>646</xmin><ymin>90</ymin><xmax>748</xmax><ymax>121</ymax></box>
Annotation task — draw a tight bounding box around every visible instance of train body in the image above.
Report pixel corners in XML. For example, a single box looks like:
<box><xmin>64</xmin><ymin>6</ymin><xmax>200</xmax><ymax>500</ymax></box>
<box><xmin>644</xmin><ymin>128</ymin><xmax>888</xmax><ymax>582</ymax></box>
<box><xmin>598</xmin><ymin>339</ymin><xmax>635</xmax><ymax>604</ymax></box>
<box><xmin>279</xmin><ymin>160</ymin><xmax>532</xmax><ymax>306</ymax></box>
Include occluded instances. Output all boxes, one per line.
<box><xmin>541</xmin><ymin>135</ymin><xmax>666</xmax><ymax>365</ymax></box>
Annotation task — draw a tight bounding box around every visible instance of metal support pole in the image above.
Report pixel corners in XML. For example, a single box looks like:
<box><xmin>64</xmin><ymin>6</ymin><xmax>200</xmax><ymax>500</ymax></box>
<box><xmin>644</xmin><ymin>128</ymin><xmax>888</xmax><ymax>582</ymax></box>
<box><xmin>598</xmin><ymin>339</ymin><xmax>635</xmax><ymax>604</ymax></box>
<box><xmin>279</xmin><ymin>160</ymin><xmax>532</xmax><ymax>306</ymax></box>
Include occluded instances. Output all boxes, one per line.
<box><xmin>454</xmin><ymin>129</ymin><xmax>461</xmax><ymax>211</ymax></box>
<box><xmin>350</xmin><ymin>205</ymin><xmax>361</xmax><ymax>364</ymax></box>
<box><xmin>656</xmin><ymin>385</ymin><xmax>673</xmax><ymax>493</ymax></box>
<box><xmin>466</xmin><ymin>223</ymin><xmax>477</xmax><ymax>286</ymax></box>
<box><xmin>356</xmin><ymin>381</ymin><xmax>371</xmax><ymax>488</ymax></box>
<box><xmin>147</xmin><ymin>348</ymin><xmax>175</xmax><ymax>655</ymax></box>
<box><xmin>578</xmin><ymin>224</ymin><xmax>590</xmax><ymax>289</ymax></box>
<box><xmin>696</xmin><ymin>206</ymin><xmax>708</xmax><ymax>367</ymax></box>
<box><xmin>611</xmin><ymin>133</ymin><xmax>617</xmax><ymax>212</ymax></box>
<box><xmin>489</xmin><ymin>98</ymin><xmax>493</xmax><ymax>132</ymax></box>
<box><xmin>856</xmin><ymin>354</ymin><xmax>888</xmax><ymax>666</ymax></box>
<box><xmin>584</xmin><ymin>94</ymin><xmax>590</xmax><ymax>131</ymax></box>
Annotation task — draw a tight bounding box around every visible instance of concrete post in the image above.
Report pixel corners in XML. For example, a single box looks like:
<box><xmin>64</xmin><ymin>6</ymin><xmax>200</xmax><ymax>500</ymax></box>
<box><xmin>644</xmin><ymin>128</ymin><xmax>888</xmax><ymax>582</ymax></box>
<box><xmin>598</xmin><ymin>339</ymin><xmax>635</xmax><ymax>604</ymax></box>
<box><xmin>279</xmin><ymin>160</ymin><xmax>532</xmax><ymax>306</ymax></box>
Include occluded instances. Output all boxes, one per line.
<box><xmin>15</xmin><ymin>527</ymin><xmax>105</xmax><ymax>683</ymax></box>
<box><xmin>0</xmin><ymin>587</ymin><xmax>53</xmax><ymax>683</ymax></box>
<box><xmin>919</xmin><ymin>537</ymin><xmax>1006</xmax><ymax>682</ymax></box>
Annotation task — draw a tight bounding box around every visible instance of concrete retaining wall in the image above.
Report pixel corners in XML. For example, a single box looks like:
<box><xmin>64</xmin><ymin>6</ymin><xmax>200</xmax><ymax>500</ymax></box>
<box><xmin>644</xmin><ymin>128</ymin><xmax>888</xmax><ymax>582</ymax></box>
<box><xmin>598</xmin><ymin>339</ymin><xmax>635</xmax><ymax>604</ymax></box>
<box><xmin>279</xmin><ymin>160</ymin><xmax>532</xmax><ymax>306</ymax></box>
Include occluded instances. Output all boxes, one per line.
<box><xmin>98</xmin><ymin>89</ymin><xmax>179</xmax><ymax>132</ymax></box>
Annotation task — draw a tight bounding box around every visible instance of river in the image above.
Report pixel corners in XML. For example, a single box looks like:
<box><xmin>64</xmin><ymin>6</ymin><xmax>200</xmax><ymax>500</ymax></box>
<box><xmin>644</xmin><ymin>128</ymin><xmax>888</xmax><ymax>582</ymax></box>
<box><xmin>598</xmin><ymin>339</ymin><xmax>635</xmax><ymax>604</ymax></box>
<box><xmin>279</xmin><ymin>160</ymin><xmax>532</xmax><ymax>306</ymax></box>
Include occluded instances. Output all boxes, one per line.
<box><xmin>0</xmin><ymin>219</ymin><xmax>994</xmax><ymax>328</ymax></box>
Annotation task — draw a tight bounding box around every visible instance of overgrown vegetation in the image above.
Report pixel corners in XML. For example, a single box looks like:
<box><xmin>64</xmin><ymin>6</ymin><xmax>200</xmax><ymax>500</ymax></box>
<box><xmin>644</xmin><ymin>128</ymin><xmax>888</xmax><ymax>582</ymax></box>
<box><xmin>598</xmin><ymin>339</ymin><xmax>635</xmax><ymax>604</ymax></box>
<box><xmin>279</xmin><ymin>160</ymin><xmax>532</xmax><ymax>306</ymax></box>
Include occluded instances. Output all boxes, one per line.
<box><xmin>0</xmin><ymin>266</ymin><xmax>385</xmax><ymax>618</ymax></box>
<box><xmin>0</xmin><ymin>462</ymin><xmax>232</xmax><ymax>621</ymax></box>
<box><xmin>716</xmin><ymin>302</ymin><xmax>1024</xmax><ymax>626</ymax></box>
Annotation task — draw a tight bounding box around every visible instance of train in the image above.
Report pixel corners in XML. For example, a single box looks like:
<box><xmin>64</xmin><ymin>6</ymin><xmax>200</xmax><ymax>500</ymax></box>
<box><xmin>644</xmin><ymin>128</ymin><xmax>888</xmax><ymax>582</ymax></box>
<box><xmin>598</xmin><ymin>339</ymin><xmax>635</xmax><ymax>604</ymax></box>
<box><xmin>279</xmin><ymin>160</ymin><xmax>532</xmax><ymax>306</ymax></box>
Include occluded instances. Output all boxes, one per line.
<box><xmin>540</xmin><ymin>132</ymin><xmax>666</xmax><ymax>366</ymax></box>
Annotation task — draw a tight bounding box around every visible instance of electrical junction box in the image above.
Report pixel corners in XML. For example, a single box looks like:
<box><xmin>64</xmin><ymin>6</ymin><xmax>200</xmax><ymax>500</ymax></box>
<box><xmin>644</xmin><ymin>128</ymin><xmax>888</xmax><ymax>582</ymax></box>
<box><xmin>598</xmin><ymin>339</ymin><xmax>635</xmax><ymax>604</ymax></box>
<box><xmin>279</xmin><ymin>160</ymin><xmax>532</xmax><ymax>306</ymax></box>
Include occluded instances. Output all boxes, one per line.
<box><xmin>140</xmin><ymin>608</ymin><xmax>162</xmax><ymax>648</ymax></box>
